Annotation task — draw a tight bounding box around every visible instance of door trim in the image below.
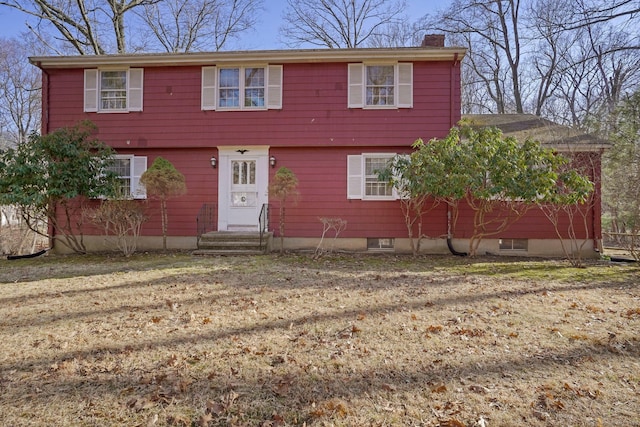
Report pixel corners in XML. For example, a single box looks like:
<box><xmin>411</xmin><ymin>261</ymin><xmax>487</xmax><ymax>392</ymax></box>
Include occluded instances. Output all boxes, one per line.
<box><xmin>217</xmin><ymin>146</ymin><xmax>269</xmax><ymax>231</ymax></box>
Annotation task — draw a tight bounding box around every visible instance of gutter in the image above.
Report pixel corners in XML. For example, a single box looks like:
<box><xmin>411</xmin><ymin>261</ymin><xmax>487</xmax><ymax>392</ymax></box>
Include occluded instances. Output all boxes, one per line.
<box><xmin>29</xmin><ymin>47</ymin><xmax>467</xmax><ymax>69</ymax></box>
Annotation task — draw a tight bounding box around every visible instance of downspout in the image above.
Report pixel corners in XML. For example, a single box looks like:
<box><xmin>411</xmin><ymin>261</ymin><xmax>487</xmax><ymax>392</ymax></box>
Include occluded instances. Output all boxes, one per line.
<box><xmin>593</xmin><ymin>150</ymin><xmax>603</xmax><ymax>254</ymax></box>
<box><xmin>447</xmin><ymin>206</ymin><xmax>467</xmax><ymax>256</ymax></box>
<box><xmin>446</xmin><ymin>54</ymin><xmax>466</xmax><ymax>256</ymax></box>
<box><xmin>450</xmin><ymin>53</ymin><xmax>459</xmax><ymax>129</ymax></box>
<box><xmin>34</xmin><ymin>62</ymin><xmax>55</xmax><ymax>250</ymax></box>
<box><xmin>34</xmin><ymin>62</ymin><xmax>50</xmax><ymax>135</ymax></box>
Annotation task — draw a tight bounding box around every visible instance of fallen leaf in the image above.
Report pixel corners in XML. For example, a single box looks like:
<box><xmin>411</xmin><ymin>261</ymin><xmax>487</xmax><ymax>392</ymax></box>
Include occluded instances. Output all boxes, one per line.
<box><xmin>439</xmin><ymin>418</ymin><xmax>466</xmax><ymax>427</ymax></box>
<box><xmin>197</xmin><ymin>413</ymin><xmax>213</xmax><ymax>426</ymax></box>
<box><xmin>206</xmin><ymin>400</ymin><xmax>225</xmax><ymax>416</ymax></box>
<box><xmin>469</xmin><ymin>384</ymin><xmax>490</xmax><ymax>394</ymax></box>
<box><xmin>381</xmin><ymin>383</ymin><xmax>397</xmax><ymax>392</ymax></box>
<box><xmin>431</xmin><ymin>384</ymin><xmax>448</xmax><ymax>393</ymax></box>
<box><xmin>146</xmin><ymin>413</ymin><xmax>158</xmax><ymax>426</ymax></box>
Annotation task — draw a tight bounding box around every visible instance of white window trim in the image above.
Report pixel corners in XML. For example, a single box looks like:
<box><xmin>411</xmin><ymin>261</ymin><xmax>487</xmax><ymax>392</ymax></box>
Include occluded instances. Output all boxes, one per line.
<box><xmin>201</xmin><ymin>65</ymin><xmax>283</xmax><ymax>111</ymax></box>
<box><xmin>84</xmin><ymin>68</ymin><xmax>144</xmax><ymax>113</ymax></box>
<box><xmin>347</xmin><ymin>153</ymin><xmax>398</xmax><ymax>201</ymax></box>
<box><xmin>348</xmin><ymin>62</ymin><xmax>413</xmax><ymax>109</ymax></box>
<box><xmin>112</xmin><ymin>154</ymin><xmax>147</xmax><ymax>199</ymax></box>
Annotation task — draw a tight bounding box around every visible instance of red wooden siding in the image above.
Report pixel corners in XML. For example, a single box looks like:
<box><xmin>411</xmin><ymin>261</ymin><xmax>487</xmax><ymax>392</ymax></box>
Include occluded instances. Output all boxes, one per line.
<box><xmin>268</xmin><ymin>146</ymin><xmax>451</xmax><ymax>239</ymax></box>
<box><xmin>44</xmin><ymin>61</ymin><xmax>460</xmax><ymax>150</ymax></box>
<box><xmin>41</xmin><ymin>55</ymin><xmax>600</xmax><ymax>244</ymax></box>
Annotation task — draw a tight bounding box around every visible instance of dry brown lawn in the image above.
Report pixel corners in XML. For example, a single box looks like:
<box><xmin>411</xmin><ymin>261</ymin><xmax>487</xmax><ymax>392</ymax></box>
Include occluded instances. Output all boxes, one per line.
<box><xmin>0</xmin><ymin>252</ymin><xmax>638</xmax><ymax>427</ymax></box>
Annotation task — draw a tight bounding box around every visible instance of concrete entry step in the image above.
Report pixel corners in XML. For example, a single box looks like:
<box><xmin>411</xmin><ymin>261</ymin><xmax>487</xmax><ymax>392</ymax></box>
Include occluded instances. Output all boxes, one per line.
<box><xmin>194</xmin><ymin>231</ymin><xmax>272</xmax><ymax>255</ymax></box>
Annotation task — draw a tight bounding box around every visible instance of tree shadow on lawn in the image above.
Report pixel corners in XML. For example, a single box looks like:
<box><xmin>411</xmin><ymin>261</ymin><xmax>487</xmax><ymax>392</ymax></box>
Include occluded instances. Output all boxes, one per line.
<box><xmin>0</xmin><ymin>251</ymin><xmax>205</xmax><ymax>284</ymax></box>
<box><xmin>1</xmin><ymin>332</ymin><xmax>638</xmax><ymax>425</ymax></box>
<box><xmin>1</xmin><ymin>272</ymin><xmax>635</xmax><ymax>375</ymax></box>
<box><xmin>1</xmin><ymin>254</ymin><xmax>639</xmax><ymax>424</ymax></box>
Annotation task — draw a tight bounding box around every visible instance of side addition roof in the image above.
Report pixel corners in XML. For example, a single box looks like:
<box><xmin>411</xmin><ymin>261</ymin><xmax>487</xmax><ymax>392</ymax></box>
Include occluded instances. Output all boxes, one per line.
<box><xmin>462</xmin><ymin>114</ymin><xmax>609</xmax><ymax>151</ymax></box>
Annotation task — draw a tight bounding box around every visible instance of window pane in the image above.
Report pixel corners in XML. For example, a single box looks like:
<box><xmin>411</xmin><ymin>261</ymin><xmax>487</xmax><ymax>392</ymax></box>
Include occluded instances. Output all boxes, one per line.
<box><xmin>219</xmin><ymin>89</ymin><xmax>239</xmax><ymax>107</ymax></box>
<box><xmin>366</xmin><ymin>66</ymin><xmax>394</xmax><ymax>106</ymax></box>
<box><xmin>245</xmin><ymin>68</ymin><xmax>265</xmax><ymax>107</ymax></box>
<box><xmin>107</xmin><ymin>158</ymin><xmax>131</xmax><ymax>197</ymax></box>
<box><xmin>364</xmin><ymin>157</ymin><xmax>392</xmax><ymax>197</ymax></box>
<box><xmin>249</xmin><ymin>161</ymin><xmax>256</xmax><ymax>184</ymax></box>
<box><xmin>219</xmin><ymin>69</ymin><xmax>240</xmax><ymax>107</ymax></box>
<box><xmin>245</xmin><ymin>88</ymin><xmax>265</xmax><ymax>107</ymax></box>
<box><xmin>219</xmin><ymin>69</ymin><xmax>239</xmax><ymax>87</ymax></box>
<box><xmin>232</xmin><ymin>161</ymin><xmax>256</xmax><ymax>185</ymax></box>
<box><xmin>245</xmin><ymin>68</ymin><xmax>264</xmax><ymax>87</ymax></box>
<box><xmin>100</xmin><ymin>71</ymin><xmax>127</xmax><ymax>110</ymax></box>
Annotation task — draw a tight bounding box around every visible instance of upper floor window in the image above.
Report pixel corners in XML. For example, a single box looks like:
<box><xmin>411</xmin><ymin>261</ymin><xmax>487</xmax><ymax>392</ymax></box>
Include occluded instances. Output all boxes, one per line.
<box><xmin>84</xmin><ymin>68</ymin><xmax>144</xmax><ymax>113</ymax></box>
<box><xmin>348</xmin><ymin>63</ymin><xmax>413</xmax><ymax>109</ymax></box>
<box><xmin>106</xmin><ymin>155</ymin><xmax>147</xmax><ymax>199</ymax></box>
<box><xmin>366</xmin><ymin>65</ymin><xmax>395</xmax><ymax>106</ymax></box>
<box><xmin>347</xmin><ymin>153</ymin><xmax>398</xmax><ymax>200</ymax></box>
<box><xmin>202</xmin><ymin>65</ymin><xmax>282</xmax><ymax>111</ymax></box>
<box><xmin>218</xmin><ymin>67</ymin><xmax>265</xmax><ymax>108</ymax></box>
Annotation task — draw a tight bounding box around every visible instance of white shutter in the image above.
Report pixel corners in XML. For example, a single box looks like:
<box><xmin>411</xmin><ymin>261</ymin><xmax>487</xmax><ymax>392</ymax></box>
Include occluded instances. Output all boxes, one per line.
<box><xmin>267</xmin><ymin>65</ymin><xmax>283</xmax><ymax>109</ymax></box>
<box><xmin>131</xmin><ymin>156</ymin><xmax>147</xmax><ymax>199</ymax></box>
<box><xmin>348</xmin><ymin>63</ymin><xmax>364</xmax><ymax>108</ymax></box>
<box><xmin>397</xmin><ymin>63</ymin><xmax>413</xmax><ymax>108</ymax></box>
<box><xmin>201</xmin><ymin>66</ymin><xmax>217</xmax><ymax>110</ymax></box>
<box><xmin>84</xmin><ymin>69</ymin><xmax>99</xmax><ymax>112</ymax></box>
<box><xmin>347</xmin><ymin>155</ymin><xmax>363</xmax><ymax>199</ymax></box>
<box><xmin>128</xmin><ymin>68</ymin><xmax>144</xmax><ymax>111</ymax></box>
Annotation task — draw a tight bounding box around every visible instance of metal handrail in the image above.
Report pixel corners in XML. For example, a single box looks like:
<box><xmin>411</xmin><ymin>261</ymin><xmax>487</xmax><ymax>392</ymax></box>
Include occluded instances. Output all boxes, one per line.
<box><xmin>196</xmin><ymin>203</ymin><xmax>216</xmax><ymax>242</ymax></box>
<box><xmin>259</xmin><ymin>203</ymin><xmax>270</xmax><ymax>250</ymax></box>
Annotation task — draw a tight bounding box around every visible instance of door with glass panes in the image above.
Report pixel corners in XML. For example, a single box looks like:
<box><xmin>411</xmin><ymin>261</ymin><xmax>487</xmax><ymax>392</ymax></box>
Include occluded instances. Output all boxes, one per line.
<box><xmin>217</xmin><ymin>147</ymin><xmax>269</xmax><ymax>231</ymax></box>
<box><xmin>228</xmin><ymin>157</ymin><xmax>258</xmax><ymax>229</ymax></box>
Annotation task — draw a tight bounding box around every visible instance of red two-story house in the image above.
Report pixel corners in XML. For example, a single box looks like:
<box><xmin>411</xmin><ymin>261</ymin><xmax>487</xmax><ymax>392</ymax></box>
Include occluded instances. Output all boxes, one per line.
<box><xmin>30</xmin><ymin>40</ymin><xmax>605</xmax><ymax>257</ymax></box>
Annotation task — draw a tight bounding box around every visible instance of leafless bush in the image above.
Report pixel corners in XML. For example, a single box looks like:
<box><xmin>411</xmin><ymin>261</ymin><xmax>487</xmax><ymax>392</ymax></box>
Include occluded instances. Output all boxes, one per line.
<box><xmin>86</xmin><ymin>200</ymin><xmax>147</xmax><ymax>256</ymax></box>
<box><xmin>314</xmin><ymin>217</ymin><xmax>347</xmax><ymax>258</ymax></box>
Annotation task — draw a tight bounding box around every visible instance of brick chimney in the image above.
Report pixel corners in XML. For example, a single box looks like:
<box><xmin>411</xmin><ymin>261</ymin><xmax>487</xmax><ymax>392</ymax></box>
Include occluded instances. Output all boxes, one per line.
<box><xmin>421</xmin><ymin>34</ymin><xmax>445</xmax><ymax>47</ymax></box>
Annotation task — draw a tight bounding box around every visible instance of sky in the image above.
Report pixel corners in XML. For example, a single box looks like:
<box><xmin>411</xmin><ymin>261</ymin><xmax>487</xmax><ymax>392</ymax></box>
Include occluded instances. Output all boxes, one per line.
<box><xmin>0</xmin><ymin>0</ymin><xmax>451</xmax><ymax>51</ymax></box>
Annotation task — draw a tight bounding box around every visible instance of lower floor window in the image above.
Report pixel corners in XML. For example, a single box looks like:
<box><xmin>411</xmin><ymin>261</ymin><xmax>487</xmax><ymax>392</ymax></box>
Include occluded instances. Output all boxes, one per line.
<box><xmin>109</xmin><ymin>157</ymin><xmax>132</xmax><ymax>197</ymax></box>
<box><xmin>347</xmin><ymin>153</ymin><xmax>397</xmax><ymax>200</ymax></box>
<box><xmin>106</xmin><ymin>155</ymin><xmax>147</xmax><ymax>199</ymax></box>
<box><xmin>499</xmin><ymin>238</ymin><xmax>528</xmax><ymax>251</ymax></box>
<box><xmin>367</xmin><ymin>238</ymin><xmax>395</xmax><ymax>250</ymax></box>
<box><xmin>365</xmin><ymin>157</ymin><xmax>393</xmax><ymax>197</ymax></box>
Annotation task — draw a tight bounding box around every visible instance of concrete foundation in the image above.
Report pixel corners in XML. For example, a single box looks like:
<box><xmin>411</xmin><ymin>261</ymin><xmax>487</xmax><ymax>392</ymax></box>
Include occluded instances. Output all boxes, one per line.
<box><xmin>52</xmin><ymin>234</ymin><xmax>600</xmax><ymax>259</ymax></box>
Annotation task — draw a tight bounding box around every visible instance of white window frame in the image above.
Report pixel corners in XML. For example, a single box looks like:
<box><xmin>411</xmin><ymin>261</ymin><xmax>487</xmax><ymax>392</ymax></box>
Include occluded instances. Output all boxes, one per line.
<box><xmin>499</xmin><ymin>238</ymin><xmax>528</xmax><ymax>251</ymax></box>
<box><xmin>347</xmin><ymin>153</ymin><xmax>398</xmax><ymax>201</ymax></box>
<box><xmin>201</xmin><ymin>65</ymin><xmax>283</xmax><ymax>111</ymax></box>
<box><xmin>108</xmin><ymin>155</ymin><xmax>147</xmax><ymax>199</ymax></box>
<box><xmin>348</xmin><ymin>62</ymin><xmax>413</xmax><ymax>109</ymax></box>
<box><xmin>84</xmin><ymin>68</ymin><xmax>144</xmax><ymax>113</ymax></box>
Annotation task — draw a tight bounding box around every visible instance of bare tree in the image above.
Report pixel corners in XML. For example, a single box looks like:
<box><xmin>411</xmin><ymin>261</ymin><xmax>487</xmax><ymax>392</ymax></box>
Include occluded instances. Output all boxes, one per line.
<box><xmin>138</xmin><ymin>0</ymin><xmax>263</xmax><ymax>52</ymax></box>
<box><xmin>0</xmin><ymin>0</ymin><xmax>159</xmax><ymax>54</ymax></box>
<box><xmin>550</xmin><ymin>0</ymin><xmax>640</xmax><ymax>30</ymax></box>
<box><xmin>366</xmin><ymin>18</ymin><xmax>419</xmax><ymax>47</ymax></box>
<box><xmin>425</xmin><ymin>0</ymin><xmax>525</xmax><ymax>113</ymax></box>
<box><xmin>280</xmin><ymin>0</ymin><xmax>407</xmax><ymax>48</ymax></box>
<box><xmin>421</xmin><ymin>0</ymin><xmax>640</xmax><ymax>123</ymax></box>
<box><xmin>0</xmin><ymin>37</ymin><xmax>41</xmax><ymax>146</ymax></box>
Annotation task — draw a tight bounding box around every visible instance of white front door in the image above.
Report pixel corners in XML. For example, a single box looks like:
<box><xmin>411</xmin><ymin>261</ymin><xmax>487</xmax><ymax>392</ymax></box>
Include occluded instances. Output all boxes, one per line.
<box><xmin>218</xmin><ymin>146</ymin><xmax>269</xmax><ymax>231</ymax></box>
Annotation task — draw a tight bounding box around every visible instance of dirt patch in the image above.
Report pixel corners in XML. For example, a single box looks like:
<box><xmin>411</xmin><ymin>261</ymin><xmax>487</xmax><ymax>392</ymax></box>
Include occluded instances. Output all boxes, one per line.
<box><xmin>0</xmin><ymin>253</ymin><xmax>638</xmax><ymax>426</ymax></box>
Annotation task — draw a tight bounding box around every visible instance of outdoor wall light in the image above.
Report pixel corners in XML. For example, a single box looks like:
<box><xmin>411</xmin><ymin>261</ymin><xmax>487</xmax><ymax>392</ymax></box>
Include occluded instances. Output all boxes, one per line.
<box><xmin>270</xmin><ymin>156</ymin><xmax>276</xmax><ymax>168</ymax></box>
<box><xmin>210</xmin><ymin>156</ymin><xmax>217</xmax><ymax>168</ymax></box>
